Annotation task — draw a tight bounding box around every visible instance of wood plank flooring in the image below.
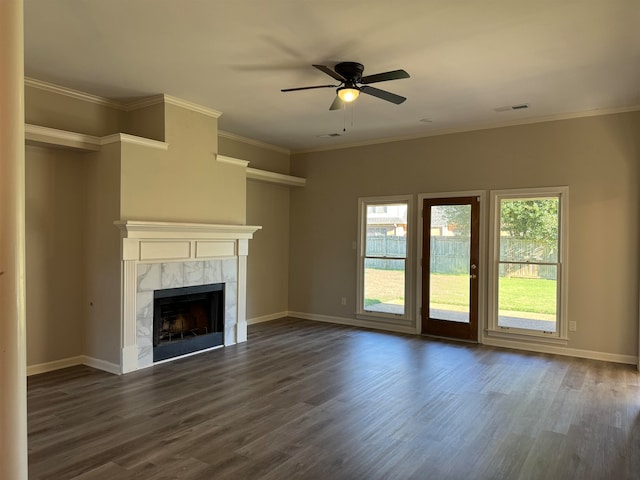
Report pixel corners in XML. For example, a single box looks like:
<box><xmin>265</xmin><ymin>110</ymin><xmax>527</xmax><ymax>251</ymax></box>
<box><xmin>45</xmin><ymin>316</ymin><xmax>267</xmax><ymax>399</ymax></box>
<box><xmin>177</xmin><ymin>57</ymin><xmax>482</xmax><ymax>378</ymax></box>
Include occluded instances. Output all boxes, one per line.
<box><xmin>28</xmin><ymin>318</ymin><xmax>640</xmax><ymax>479</ymax></box>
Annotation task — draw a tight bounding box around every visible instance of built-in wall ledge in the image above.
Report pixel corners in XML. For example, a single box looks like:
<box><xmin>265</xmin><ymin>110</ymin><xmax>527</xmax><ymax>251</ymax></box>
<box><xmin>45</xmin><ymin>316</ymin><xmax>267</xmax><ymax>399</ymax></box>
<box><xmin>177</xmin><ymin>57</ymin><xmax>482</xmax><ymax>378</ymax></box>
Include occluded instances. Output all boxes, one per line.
<box><xmin>24</xmin><ymin>124</ymin><xmax>169</xmax><ymax>152</ymax></box>
<box><xmin>216</xmin><ymin>154</ymin><xmax>250</xmax><ymax>168</ymax></box>
<box><xmin>246</xmin><ymin>168</ymin><xmax>306</xmax><ymax>187</ymax></box>
<box><xmin>25</xmin><ymin>124</ymin><xmax>101</xmax><ymax>151</ymax></box>
<box><xmin>100</xmin><ymin>133</ymin><xmax>168</xmax><ymax>150</ymax></box>
<box><xmin>215</xmin><ymin>153</ymin><xmax>306</xmax><ymax>187</ymax></box>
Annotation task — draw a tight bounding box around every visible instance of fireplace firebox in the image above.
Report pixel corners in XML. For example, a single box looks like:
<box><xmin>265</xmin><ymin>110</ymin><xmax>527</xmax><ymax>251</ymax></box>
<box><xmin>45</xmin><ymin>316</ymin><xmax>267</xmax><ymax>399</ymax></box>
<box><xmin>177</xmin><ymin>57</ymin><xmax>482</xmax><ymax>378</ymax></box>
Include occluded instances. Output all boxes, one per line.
<box><xmin>153</xmin><ymin>283</ymin><xmax>224</xmax><ymax>362</ymax></box>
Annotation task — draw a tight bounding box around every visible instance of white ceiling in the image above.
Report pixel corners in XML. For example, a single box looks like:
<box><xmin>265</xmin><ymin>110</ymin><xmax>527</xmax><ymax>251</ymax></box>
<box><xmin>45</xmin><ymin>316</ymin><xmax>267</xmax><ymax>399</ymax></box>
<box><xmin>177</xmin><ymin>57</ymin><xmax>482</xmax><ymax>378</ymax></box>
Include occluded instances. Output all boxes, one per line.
<box><xmin>24</xmin><ymin>0</ymin><xmax>640</xmax><ymax>152</ymax></box>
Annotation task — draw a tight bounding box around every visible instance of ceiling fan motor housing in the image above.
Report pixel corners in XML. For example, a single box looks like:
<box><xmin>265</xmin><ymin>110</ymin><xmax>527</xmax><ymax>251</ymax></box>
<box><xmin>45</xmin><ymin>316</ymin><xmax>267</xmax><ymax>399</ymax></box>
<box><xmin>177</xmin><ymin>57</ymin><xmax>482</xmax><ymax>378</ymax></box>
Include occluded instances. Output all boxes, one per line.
<box><xmin>335</xmin><ymin>62</ymin><xmax>364</xmax><ymax>81</ymax></box>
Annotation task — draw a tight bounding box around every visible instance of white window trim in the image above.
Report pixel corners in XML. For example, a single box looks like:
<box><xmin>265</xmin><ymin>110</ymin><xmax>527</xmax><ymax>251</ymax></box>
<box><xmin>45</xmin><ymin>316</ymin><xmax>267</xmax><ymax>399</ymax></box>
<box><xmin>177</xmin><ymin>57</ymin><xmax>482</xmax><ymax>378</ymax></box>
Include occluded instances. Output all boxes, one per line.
<box><xmin>486</xmin><ymin>186</ymin><xmax>569</xmax><ymax>344</ymax></box>
<box><xmin>356</xmin><ymin>195</ymin><xmax>414</xmax><ymax>324</ymax></box>
<box><xmin>416</xmin><ymin>190</ymin><xmax>487</xmax><ymax>338</ymax></box>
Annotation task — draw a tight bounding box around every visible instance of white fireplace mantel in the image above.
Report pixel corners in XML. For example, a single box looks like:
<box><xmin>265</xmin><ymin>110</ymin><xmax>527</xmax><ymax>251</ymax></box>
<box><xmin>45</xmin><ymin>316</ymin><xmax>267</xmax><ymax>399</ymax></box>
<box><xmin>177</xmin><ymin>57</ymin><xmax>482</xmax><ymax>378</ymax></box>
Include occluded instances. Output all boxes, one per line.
<box><xmin>115</xmin><ymin>220</ymin><xmax>261</xmax><ymax>373</ymax></box>
<box><xmin>115</xmin><ymin>220</ymin><xmax>261</xmax><ymax>239</ymax></box>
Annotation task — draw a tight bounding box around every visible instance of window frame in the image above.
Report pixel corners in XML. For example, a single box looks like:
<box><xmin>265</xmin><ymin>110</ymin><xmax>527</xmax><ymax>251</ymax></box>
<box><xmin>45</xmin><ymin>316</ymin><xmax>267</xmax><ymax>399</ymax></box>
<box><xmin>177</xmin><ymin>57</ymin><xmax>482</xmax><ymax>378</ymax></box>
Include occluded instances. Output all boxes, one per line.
<box><xmin>487</xmin><ymin>186</ymin><xmax>569</xmax><ymax>344</ymax></box>
<box><xmin>356</xmin><ymin>195</ymin><xmax>414</xmax><ymax>324</ymax></box>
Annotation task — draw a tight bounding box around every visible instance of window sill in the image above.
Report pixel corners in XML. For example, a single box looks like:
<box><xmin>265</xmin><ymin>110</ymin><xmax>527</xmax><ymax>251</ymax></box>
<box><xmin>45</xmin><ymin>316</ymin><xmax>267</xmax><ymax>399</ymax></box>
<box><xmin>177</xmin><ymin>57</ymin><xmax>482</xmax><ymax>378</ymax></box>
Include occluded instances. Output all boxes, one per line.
<box><xmin>356</xmin><ymin>311</ymin><xmax>412</xmax><ymax>325</ymax></box>
<box><xmin>485</xmin><ymin>328</ymin><xmax>569</xmax><ymax>346</ymax></box>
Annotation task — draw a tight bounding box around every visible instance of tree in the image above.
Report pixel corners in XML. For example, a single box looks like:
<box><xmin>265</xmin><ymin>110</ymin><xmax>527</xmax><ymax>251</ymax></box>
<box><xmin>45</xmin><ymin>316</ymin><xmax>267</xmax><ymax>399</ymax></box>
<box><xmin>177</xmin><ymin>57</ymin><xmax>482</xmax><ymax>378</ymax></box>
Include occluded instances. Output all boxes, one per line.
<box><xmin>500</xmin><ymin>199</ymin><xmax>558</xmax><ymax>244</ymax></box>
<box><xmin>438</xmin><ymin>198</ymin><xmax>558</xmax><ymax>245</ymax></box>
<box><xmin>436</xmin><ymin>205</ymin><xmax>471</xmax><ymax>237</ymax></box>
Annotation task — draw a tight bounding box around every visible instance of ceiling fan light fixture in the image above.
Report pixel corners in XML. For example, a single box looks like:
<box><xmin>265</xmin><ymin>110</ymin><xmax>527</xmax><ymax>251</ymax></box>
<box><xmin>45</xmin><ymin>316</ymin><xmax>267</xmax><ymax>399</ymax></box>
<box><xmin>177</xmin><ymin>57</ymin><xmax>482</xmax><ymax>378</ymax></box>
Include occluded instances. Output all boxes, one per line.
<box><xmin>337</xmin><ymin>87</ymin><xmax>360</xmax><ymax>103</ymax></box>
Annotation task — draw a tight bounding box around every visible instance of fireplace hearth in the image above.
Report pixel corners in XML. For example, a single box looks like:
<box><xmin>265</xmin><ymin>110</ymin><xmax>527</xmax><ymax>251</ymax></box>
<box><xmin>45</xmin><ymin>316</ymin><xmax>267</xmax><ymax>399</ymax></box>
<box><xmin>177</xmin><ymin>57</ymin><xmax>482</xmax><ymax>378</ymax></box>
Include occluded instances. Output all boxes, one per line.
<box><xmin>153</xmin><ymin>283</ymin><xmax>224</xmax><ymax>362</ymax></box>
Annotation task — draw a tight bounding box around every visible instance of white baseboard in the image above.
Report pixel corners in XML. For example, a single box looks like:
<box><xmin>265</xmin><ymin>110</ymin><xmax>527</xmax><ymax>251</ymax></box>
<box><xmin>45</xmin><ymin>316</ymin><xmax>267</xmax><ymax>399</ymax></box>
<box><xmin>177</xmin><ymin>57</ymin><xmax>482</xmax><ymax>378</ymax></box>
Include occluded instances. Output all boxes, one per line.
<box><xmin>82</xmin><ymin>355</ymin><xmax>122</xmax><ymax>375</ymax></box>
<box><xmin>482</xmin><ymin>337</ymin><xmax>638</xmax><ymax>365</ymax></box>
<box><xmin>27</xmin><ymin>355</ymin><xmax>121</xmax><ymax>376</ymax></box>
<box><xmin>288</xmin><ymin>311</ymin><xmax>637</xmax><ymax>366</ymax></box>
<box><xmin>288</xmin><ymin>311</ymin><xmax>417</xmax><ymax>335</ymax></box>
<box><xmin>247</xmin><ymin>311</ymin><xmax>289</xmax><ymax>325</ymax></box>
<box><xmin>27</xmin><ymin>356</ymin><xmax>85</xmax><ymax>376</ymax></box>
<box><xmin>27</xmin><ymin>324</ymin><xmax>636</xmax><ymax>377</ymax></box>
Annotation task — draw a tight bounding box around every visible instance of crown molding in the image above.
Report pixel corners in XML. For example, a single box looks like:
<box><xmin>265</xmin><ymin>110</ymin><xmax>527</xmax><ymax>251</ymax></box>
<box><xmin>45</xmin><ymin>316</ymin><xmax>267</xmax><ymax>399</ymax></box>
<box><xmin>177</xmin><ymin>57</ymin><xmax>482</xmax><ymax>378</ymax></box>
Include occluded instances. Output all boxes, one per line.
<box><xmin>25</xmin><ymin>77</ymin><xmax>125</xmax><ymax>109</ymax></box>
<box><xmin>163</xmin><ymin>95</ymin><xmax>222</xmax><ymax>118</ymax></box>
<box><xmin>117</xmin><ymin>93</ymin><xmax>223</xmax><ymax>118</ymax></box>
<box><xmin>25</xmin><ymin>78</ymin><xmax>223</xmax><ymax>118</ymax></box>
<box><xmin>27</xmin><ymin>78</ymin><xmax>638</xmax><ymax>156</ymax></box>
<box><xmin>123</xmin><ymin>94</ymin><xmax>165</xmax><ymax>111</ymax></box>
<box><xmin>218</xmin><ymin>130</ymin><xmax>290</xmax><ymax>155</ymax></box>
<box><xmin>292</xmin><ymin>104</ymin><xmax>640</xmax><ymax>155</ymax></box>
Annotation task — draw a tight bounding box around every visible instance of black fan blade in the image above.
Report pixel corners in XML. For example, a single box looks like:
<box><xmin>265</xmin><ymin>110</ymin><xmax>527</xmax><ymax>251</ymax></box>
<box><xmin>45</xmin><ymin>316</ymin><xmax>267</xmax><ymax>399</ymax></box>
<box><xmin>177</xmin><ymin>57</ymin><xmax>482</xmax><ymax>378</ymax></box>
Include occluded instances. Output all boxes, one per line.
<box><xmin>329</xmin><ymin>96</ymin><xmax>344</xmax><ymax>111</ymax></box>
<box><xmin>360</xmin><ymin>69</ymin><xmax>410</xmax><ymax>84</ymax></box>
<box><xmin>360</xmin><ymin>85</ymin><xmax>406</xmax><ymax>104</ymax></box>
<box><xmin>313</xmin><ymin>64</ymin><xmax>346</xmax><ymax>82</ymax></box>
<box><xmin>281</xmin><ymin>84</ymin><xmax>337</xmax><ymax>92</ymax></box>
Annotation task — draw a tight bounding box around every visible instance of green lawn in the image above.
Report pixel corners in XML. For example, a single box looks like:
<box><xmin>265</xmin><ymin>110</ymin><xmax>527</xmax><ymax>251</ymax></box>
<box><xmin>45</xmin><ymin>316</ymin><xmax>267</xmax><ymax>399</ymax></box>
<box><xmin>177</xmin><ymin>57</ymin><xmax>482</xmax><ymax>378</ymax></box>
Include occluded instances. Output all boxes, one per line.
<box><xmin>365</xmin><ymin>269</ymin><xmax>557</xmax><ymax>315</ymax></box>
<box><xmin>364</xmin><ymin>268</ymin><xmax>405</xmax><ymax>306</ymax></box>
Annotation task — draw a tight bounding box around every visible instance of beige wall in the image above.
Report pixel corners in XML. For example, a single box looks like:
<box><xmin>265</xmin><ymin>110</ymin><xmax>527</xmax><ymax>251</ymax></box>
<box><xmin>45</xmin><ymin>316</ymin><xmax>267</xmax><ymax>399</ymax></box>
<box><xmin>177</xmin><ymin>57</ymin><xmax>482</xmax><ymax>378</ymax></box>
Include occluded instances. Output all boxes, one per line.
<box><xmin>26</xmin><ymin>79</ymin><xmax>638</xmax><ymax>366</ymax></box>
<box><xmin>25</xmin><ymin>146</ymin><xmax>87</xmax><ymax>366</ymax></box>
<box><xmin>289</xmin><ymin>111</ymin><xmax>640</xmax><ymax>358</ymax></box>
<box><xmin>25</xmin><ymin>129</ymin><xmax>122</xmax><ymax>369</ymax></box>
<box><xmin>24</xmin><ymin>85</ymin><xmax>258</xmax><ymax>369</ymax></box>
<box><xmin>218</xmin><ymin>135</ymin><xmax>291</xmax><ymax>321</ymax></box>
<box><xmin>25</xmin><ymin>84</ymin><xmax>122</xmax><ymax>136</ymax></box>
<box><xmin>121</xmin><ymin>104</ymin><xmax>246</xmax><ymax>224</ymax></box>
<box><xmin>245</xmin><ymin>180</ymin><xmax>290</xmax><ymax>319</ymax></box>
<box><xmin>219</xmin><ymin>135</ymin><xmax>290</xmax><ymax>174</ymax></box>
<box><xmin>121</xmin><ymin>102</ymin><xmax>165</xmax><ymax>142</ymax></box>
<box><xmin>84</xmin><ymin>143</ymin><xmax>122</xmax><ymax>365</ymax></box>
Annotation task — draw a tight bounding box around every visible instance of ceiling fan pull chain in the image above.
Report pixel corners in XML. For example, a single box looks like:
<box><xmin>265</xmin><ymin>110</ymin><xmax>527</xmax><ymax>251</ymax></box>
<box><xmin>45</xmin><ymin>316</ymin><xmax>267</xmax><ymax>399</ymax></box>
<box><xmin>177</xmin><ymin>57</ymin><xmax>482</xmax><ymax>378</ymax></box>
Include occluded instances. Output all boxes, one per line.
<box><xmin>343</xmin><ymin>106</ymin><xmax>347</xmax><ymax>132</ymax></box>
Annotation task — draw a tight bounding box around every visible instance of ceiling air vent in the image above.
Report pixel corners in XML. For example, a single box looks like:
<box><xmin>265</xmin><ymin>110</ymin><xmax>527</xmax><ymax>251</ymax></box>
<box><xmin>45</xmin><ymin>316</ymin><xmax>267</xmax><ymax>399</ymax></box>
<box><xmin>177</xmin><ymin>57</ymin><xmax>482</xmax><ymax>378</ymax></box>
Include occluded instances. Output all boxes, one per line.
<box><xmin>494</xmin><ymin>103</ymin><xmax>530</xmax><ymax>112</ymax></box>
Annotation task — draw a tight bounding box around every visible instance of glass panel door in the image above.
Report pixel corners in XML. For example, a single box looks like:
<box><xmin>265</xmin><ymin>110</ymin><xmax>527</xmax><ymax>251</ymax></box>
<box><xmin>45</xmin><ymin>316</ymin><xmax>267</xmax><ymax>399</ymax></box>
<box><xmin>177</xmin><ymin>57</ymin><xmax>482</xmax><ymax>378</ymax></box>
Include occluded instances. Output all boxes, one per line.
<box><xmin>429</xmin><ymin>204</ymin><xmax>471</xmax><ymax>323</ymax></box>
<box><xmin>422</xmin><ymin>197</ymin><xmax>479</xmax><ymax>341</ymax></box>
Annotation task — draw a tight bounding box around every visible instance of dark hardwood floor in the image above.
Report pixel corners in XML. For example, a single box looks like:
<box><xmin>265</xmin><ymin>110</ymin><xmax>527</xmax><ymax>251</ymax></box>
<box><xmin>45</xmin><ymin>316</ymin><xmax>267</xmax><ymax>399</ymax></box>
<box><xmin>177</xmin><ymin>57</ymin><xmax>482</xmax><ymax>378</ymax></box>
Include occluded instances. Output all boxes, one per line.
<box><xmin>28</xmin><ymin>318</ymin><xmax>640</xmax><ymax>479</ymax></box>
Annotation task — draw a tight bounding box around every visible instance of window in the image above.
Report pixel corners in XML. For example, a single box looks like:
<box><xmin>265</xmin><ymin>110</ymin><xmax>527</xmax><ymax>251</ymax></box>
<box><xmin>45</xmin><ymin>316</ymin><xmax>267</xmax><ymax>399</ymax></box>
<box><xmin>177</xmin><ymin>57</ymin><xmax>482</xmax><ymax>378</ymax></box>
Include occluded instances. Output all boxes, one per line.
<box><xmin>357</xmin><ymin>196</ymin><xmax>412</xmax><ymax>321</ymax></box>
<box><xmin>488</xmin><ymin>187</ymin><xmax>568</xmax><ymax>341</ymax></box>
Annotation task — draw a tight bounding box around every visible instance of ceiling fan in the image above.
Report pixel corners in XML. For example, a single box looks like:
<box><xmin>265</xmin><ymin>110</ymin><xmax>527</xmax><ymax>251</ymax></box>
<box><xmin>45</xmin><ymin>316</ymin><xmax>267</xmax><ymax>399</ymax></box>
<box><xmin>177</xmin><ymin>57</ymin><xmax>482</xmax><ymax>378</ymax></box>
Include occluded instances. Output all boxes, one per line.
<box><xmin>281</xmin><ymin>62</ymin><xmax>410</xmax><ymax>110</ymax></box>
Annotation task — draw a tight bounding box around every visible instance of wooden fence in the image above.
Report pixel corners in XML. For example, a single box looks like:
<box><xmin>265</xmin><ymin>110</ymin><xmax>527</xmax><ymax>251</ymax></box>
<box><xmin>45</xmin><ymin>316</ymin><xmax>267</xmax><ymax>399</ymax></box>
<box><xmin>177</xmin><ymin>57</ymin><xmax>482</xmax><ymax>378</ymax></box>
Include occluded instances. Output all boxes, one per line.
<box><xmin>366</xmin><ymin>236</ymin><xmax>556</xmax><ymax>279</ymax></box>
<box><xmin>366</xmin><ymin>236</ymin><xmax>406</xmax><ymax>270</ymax></box>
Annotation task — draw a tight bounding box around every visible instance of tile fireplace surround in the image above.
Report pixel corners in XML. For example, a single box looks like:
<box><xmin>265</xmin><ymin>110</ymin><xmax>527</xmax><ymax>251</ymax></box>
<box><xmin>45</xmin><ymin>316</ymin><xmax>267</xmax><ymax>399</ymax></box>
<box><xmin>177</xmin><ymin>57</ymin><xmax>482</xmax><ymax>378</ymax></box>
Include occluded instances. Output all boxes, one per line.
<box><xmin>115</xmin><ymin>220</ymin><xmax>261</xmax><ymax>374</ymax></box>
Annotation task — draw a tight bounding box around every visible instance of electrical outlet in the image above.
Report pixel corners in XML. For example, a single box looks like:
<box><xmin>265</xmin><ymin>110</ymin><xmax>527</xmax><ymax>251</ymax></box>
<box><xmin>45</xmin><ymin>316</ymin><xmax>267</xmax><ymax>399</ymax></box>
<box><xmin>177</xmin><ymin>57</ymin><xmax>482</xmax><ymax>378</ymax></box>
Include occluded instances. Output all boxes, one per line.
<box><xmin>569</xmin><ymin>321</ymin><xmax>577</xmax><ymax>332</ymax></box>
<box><xmin>341</xmin><ymin>297</ymin><xmax>347</xmax><ymax>306</ymax></box>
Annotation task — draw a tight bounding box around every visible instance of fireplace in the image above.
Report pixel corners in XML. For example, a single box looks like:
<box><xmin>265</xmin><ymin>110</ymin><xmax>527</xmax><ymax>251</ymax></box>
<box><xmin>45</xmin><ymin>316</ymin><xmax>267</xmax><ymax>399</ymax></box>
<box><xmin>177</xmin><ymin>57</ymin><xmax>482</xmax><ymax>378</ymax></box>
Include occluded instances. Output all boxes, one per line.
<box><xmin>153</xmin><ymin>283</ymin><xmax>224</xmax><ymax>362</ymax></box>
<box><xmin>116</xmin><ymin>220</ymin><xmax>261</xmax><ymax>373</ymax></box>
